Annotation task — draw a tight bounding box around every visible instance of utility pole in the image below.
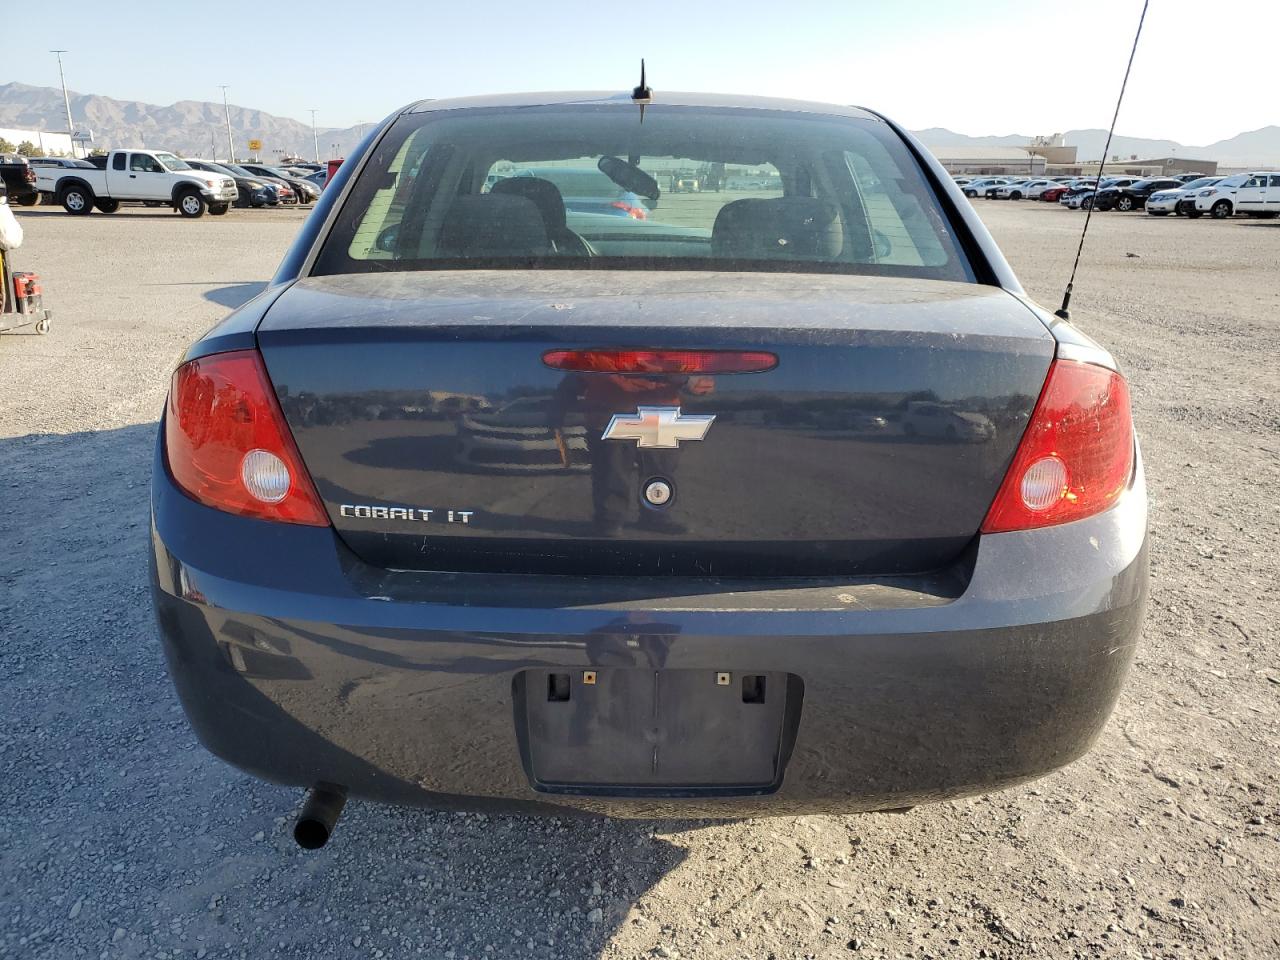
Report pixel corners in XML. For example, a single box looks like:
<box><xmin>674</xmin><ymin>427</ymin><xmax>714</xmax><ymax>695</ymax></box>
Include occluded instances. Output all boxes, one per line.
<box><xmin>210</xmin><ymin>129</ymin><xmax>218</xmax><ymax>161</ymax></box>
<box><xmin>309</xmin><ymin>109</ymin><xmax>320</xmax><ymax>164</ymax></box>
<box><xmin>50</xmin><ymin>50</ymin><xmax>76</xmax><ymax>157</ymax></box>
<box><xmin>219</xmin><ymin>85</ymin><xmax>235</xmax><ymax>163</ymax></box>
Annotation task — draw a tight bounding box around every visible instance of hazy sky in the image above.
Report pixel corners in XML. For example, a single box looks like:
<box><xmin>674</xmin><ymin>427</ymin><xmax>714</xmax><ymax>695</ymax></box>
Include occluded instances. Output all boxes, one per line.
<box><xmin>5</xmin><ymin>0</ymin><xmax>1270</xmax><ymax>145</ymax></box>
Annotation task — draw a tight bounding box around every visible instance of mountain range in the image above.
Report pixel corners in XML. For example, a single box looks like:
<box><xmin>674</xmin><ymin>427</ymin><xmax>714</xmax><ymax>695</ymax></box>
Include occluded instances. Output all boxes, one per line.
<box><xmin>2</xmin><ymin>82</ymin><xmax>1278</xmax><ymax>166</ymax></box>
<box><xmin>0</xmin><ymin>82</ymin><xmax>369</xmax><ymax>161</ymax></box>
<box><xmin>912</xmin><ymin>126</ymin><xmax>1279</xmax><ymax>166</ymax></box>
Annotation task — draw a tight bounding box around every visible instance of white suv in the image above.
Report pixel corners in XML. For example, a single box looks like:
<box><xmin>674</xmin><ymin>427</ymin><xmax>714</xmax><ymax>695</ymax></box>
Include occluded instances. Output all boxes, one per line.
<box><xmin>1193</xmin><ymin>172</ymin><xmax>1280</xmax><ymax>218</ymax></box>
<box><xmin>1146</xmin><ymin>177</ymin><xmax>1221</xmax><ymax>216</ymax></box>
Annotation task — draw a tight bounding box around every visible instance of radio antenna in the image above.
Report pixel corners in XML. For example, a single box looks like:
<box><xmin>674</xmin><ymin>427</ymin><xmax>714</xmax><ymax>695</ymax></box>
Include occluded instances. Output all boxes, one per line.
<box><xmin>632</xmin><ymin>59</ymin><xmax>653</xmax><ymax>122</ymax></box>
<box><xmin>1055</xmin><ymin>0</ymin><xmax>1149</xmax><ymax>321</ymax></box>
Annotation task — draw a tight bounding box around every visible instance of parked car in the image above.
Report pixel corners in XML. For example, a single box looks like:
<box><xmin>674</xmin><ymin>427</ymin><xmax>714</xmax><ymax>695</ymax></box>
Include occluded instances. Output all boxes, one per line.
<box><xmin>1145</xmin><ymin>177</ymin><xmax>1221</xmax><ymax>216</ymax></box>
<box><xmin>1024</xmin><ymin>180</ymin><xmax>1062</xmax><ymax>199</ymax></box>
<box><xmin>33</xmin><ymin>149</ymin><xmax>237</xmax><ymax>216</ymax></box>
<box><xmin>151</xmin><ymin>91</ymin><xmax>1146</xmax><ymax>840</ymax></box>
<box><xmin>962</xmin><ymin>177</ymin><xmax>1008</xmax><ymax>198</ymax></box>
<box><xmin>1063</xmin><ymin>177</ymin><xmax>1137</xmax><ymax>211</ymax></box>
<box><xmin>28</xmin><ymin>156</ymin><xmax>94</xmax><ymax>169</ymax></box>
<box><xmin>0</xmin><ymin>155</ymin><xmax>41</xmax><ymax>206</ymax></box>
<box><xmin>236</xmin><ymin>162</ymin><xmax>321</xmax><ymax>205</ymax></box>
<box><xmin>986</xmin><ymin>179</ymin><xmax>1028</xmax><ymax>198</ymax></box>
<box><xmin>183</xmin><ymin>159</ymin><xmax>277</xmax><ymax>208</ymax></box>
<box><xmin>1041</xmin><ymin>179</ymin><xmax>1095</xmax><ymax>203</ymax></box>
<box><xmin>1094</xmin><ymin>178</ymin><xmax>1183</xmax><ymax>212</ymax></box>
<box><xmin>902</xmin><ymin>401</ymin><xmax>995</xmax><ymax>441</ymax></box>
<box><xmin>1192</xmin><ymin>171</ymin><xmax>1280</xmax><ymax>219</ymax></box>
<box><xmin>993</xmin><ymin>179</ymin><xmax>1054</xmax><ymax>200</ymax></box>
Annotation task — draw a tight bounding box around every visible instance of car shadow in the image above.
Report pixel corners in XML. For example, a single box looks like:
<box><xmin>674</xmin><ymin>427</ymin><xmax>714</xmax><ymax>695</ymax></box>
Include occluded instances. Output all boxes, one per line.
<box><xmin>202</xmin><ymin>281</ymin><xmax>267</xmax><ymax>309</ymax></box>
<box><xmin>0</xmin><ymin>421</ymin><xmax>699</xmax><ymax>960</ymax></box>
<box><xmin>141</xmin><ymin>281</ymin><xmax>267</xmax><ymax>309</ymax></box>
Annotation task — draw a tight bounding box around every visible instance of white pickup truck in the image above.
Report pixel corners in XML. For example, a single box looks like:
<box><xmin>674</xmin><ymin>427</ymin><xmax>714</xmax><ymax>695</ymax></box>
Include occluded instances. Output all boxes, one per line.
<box><xmin>34</xmin><ymin>149</ymin><xmax>238</xmax><ymax>218</ymax></box>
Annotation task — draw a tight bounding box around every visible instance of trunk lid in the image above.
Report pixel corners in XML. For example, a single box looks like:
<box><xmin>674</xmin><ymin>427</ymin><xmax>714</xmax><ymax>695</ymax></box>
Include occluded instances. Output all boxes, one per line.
<box><xmin>257</xmin><ymin>271</ymin><xmax>1053</xmax><ymax>577</ymax></box>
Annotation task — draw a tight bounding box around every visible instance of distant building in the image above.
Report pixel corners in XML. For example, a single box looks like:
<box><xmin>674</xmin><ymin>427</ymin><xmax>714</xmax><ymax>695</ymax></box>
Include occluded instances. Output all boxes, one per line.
<box><xmin>929</xmin><ymin>146</ymin><xmax>1046</xmax><ymax>176</ymax></box>
<box><xmin>0</xmin><ymin>127</ymin><xmax>74</xmax><ymax>156</ymax></box>
<box><xmin>1126</xmin><ymin>156</ymin><xmax>1218</xmax><ymax>176</ymax></box>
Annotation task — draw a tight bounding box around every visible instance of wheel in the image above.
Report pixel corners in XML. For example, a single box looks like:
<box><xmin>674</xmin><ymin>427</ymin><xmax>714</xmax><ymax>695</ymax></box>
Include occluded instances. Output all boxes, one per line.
<box><xmin>1186</xmin><ymin>209</ymin><xmax>1202</xmax><ymax>219</ymax></box>
<box><xmin>177</xmin><ymin>190</ymin><xmax>207</xmax><ymax>218</ymax></box>
<box><xmin>1211</xmin><ymin>199</ymin><xmax>1232</xmax><ymax>219</ymax></box>
<box><xmin>60</xmin><ymin>184</ymin><xmax>94</xmax><ymax>215</ymax></box>
<box><xmin>94</xmin><ymin>199</ymin><xmax>119</xmax><ymax>213</ymax></box>
<box><xmin>35</xmin><ymin>314</ymin><xmax>52</xmax><ymax>335</ymax></box>
<box><xmin>209</xmin><ymin>203</ymin><xmax>230</xmax><ymax>216</ymax></box>
<box><xmin>15</xmin><ymin>193</ymin><xmax>40</xmax><ymax>207</ymax></box>
<box><xmin>1081</xmin><ymin>197</ymin><xmax>1093</xmax><ymax>211</ymax></box>
<box><xmin>1116</xmin><ymin>196</ymin><xmax>1134</xmax><ymax>212</ymax></box>
<box><xmin>964</xmin><ymin>190</ymin><xmax>976</xmax><ymax>198</ymax></box>
<box><xmin>1010</xmin><ymin>191</ymin><xmax>1022</xmax><ymax>200</ymax></box>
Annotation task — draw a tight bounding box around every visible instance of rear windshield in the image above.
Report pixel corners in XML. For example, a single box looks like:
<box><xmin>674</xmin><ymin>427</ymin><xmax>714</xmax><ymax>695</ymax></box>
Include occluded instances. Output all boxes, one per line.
<box><xmin>313</xmin><ymin>104</ymin><xmax>972</xmax><ymax>281</ymax></box>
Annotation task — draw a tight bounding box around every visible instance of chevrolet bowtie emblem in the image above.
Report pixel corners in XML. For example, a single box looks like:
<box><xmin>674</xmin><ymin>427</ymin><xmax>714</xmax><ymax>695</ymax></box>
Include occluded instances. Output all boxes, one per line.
<box><xmin>602</xmin><ymin>406</ymin><xmax>716</xmax><ymax>449</ymax></box>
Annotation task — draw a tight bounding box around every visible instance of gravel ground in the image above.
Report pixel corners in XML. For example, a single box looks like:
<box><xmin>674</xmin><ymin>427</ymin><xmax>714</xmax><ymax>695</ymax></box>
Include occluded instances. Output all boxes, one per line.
<box><xmin>1</xmin><ymin>201</ymin><xmax>1277</xmax><ymax>960</ymax></box>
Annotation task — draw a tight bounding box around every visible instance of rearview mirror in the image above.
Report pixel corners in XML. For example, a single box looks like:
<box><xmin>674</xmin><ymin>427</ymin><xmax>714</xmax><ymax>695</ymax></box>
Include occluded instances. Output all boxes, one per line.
<box><xmin>598</xmin><ymin>156</ymin><xmax>660</xmax><ymax>203</ymax></box>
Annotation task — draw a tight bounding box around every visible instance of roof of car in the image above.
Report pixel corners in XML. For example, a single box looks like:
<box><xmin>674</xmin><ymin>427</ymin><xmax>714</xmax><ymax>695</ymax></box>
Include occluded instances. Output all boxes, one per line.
<box><xmin>404</xmin><ymin>91</ymin><xmax>880</xmax><ymax>121</ymax></box>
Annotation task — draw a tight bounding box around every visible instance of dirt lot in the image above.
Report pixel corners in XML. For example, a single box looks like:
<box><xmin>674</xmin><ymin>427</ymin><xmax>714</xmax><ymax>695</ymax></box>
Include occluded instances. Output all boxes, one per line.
<box><xmin>1</xmin><ymin>200</ymin><xmax>1277</xmax><ymax>960</ymax></box>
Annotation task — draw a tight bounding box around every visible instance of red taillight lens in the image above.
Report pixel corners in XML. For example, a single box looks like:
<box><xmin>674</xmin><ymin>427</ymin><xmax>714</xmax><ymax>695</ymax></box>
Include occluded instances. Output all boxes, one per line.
<box><xmin>164</xmin><ymin>350</ymin><xmax>328</xmax><ymax>526</ymax></box>
<box><xmin>981</xmin><ymin>358</ymin><xmax>1134</xmax><ymax>533</ymax></box>
<box><xmin>542</xmin><ymin>349</ymin><xmax>778</xmax><ymax>374</ymax></box>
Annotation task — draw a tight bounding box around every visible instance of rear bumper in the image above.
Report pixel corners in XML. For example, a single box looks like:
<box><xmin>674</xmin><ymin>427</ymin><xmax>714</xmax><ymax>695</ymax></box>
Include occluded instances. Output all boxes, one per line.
<box><xmin>150</xmin><ymin>440</ymin><xmax>1148</xmax><ymax>818</ymax></box>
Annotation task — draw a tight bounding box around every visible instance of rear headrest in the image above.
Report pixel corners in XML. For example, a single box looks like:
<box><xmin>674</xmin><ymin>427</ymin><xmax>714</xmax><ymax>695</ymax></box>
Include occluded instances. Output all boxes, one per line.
<box><xmin>489</xmin><ymin>177</ymin><xmax>567</xmax><ymax>232</ymax></box>
<box><xmin>438</xmin><ymin>194</ymin><xmax>550</xmax><ymax>258</ymax></box>
<box><xmin>711</xmin><ymin>198</ymin><xmax>842</xmax><ymax>260</ymax></box>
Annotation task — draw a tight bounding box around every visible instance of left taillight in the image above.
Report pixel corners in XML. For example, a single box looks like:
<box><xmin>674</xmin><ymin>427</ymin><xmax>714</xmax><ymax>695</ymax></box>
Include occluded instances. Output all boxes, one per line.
<box><xmin>164</xmin><ymin>349</ymin><xmax>329</xmax><ymax>526</ymax></box>
<box><xmin>981</xmin><ymin>357</ymin><xmax>1134</xmax><ymax>534</ymax></box>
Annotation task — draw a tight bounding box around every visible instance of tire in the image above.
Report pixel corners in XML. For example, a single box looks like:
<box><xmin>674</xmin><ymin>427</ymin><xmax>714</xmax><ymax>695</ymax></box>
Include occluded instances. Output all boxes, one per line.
<box><xmin>209</xmin><ymin>203</ymin><xmax>230</xmax><ymax>216</ymax></box>
<box><xmin>1186</xmin><ymin>209</ymin><xmax>1202</xmax><ymax>219</ymax></box>
<box><xmin>1010</xmin><ymin>191</ymin><xmax>1022</xmax><ymax>200</ymax></box>
<box><xmin>35</xmin><ymin>314</ymin><xmax>51</xmax><ymax>335</ymax></box>
<box><xmin>176</xmin><ymin>190</ymin><xmax>207</xmax><ymax>218</ymax></box>
<box><xmin>1148</xmin><ymin>210</ymin><xmax>1167</xmax><ymax>216</ymax></box>
<box><xmin>1116</xmin><ymin>196</ymin><xmax>1134</xmax><ymax>212</ymax></box>
<box><xmin>60</xmin><ymin>184</ymin><xmax>94</xmax><ymax>215</ymax></box>
<box><xmin>15</xmin><ymin>193</ymin><xmax>40</xmax><ymax>207</ymax></box>
<box><xmin>964</xmin><ymin>190</ymin><xmax>976</xmax><ymax>198</ymax></box>
<box><xmin>94</xmin><ymin>199</ymin><xmax>119</xmax><ymax>213</ymax></box>
<box><xmin>1081</xmin><ymin>197</ymin><xmax>1093</xmax><ymax>211</ymax></box>
<box><xmin>1211</xmin><ymin>199</ymin><xmax>1232</xmax><ymax>219</ymax></box>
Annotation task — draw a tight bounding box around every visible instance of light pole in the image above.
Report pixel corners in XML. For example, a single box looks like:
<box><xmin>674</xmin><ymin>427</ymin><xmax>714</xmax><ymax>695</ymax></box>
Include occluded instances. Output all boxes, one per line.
<box><xmin>50</xmin><ymin>50</ymin><xmax>76</xmax><ymax>157</ymax></box>
<box><xmin>309</xmin><ymin>110</ymin><xmax>320</xmax><ymax>164</ymax></box>
<box><xmin>219</xmin><ymin>85</ymin><xmax>235</xmax><ymax>163</ymax></box>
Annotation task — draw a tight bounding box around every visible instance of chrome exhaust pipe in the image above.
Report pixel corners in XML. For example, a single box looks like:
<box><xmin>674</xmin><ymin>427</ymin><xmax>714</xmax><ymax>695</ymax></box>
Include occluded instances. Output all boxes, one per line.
<box><xmin>293</xmin><ymin>784</ymin><xmax>347</xmax><ymax>849</ymax></box>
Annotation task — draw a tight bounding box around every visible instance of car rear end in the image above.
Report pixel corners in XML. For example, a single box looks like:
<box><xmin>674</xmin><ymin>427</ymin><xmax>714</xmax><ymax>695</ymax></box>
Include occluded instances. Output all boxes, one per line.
<box><xmin>151</xmin><ymin>95</ymin><xmax>1147</xmax><ymax>817</ymax></box>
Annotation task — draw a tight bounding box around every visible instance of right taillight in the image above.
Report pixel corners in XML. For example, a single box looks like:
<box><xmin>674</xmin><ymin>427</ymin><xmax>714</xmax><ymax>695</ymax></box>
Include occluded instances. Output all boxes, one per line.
<box><xmin>164</xmin><ymin>350</ymin><xmax>328</xmax><ymax>526</ymax></box>
<box><xmin>982</xmin><ymin>358</ymin><xmax>1134</xmax><ymax>533</ymax></box>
